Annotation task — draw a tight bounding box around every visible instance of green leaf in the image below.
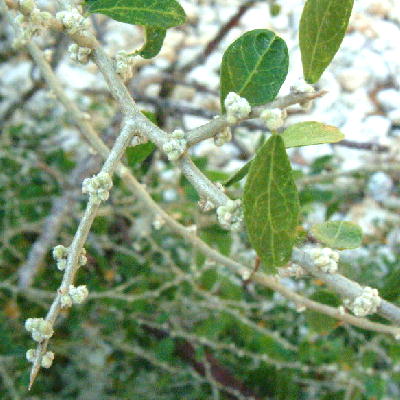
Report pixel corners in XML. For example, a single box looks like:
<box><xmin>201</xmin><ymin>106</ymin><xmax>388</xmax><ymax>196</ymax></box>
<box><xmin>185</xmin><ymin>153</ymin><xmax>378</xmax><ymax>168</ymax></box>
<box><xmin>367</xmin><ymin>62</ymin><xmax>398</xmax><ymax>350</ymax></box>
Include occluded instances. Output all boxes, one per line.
<box><xmin>141</xmin><ymin>110</ymin><xmax>157</xmax><ymax>124</ymax></box>
<box><xmin>243</xmin><ymin>135</ymin><xmax>299</xmax><ymax>272</ymax></box>
<box><xmin>224</xmin><ymin>162</ymin><xmax>252</xmax><ymax>187</ymax></box>
<box><xmin>281</xmin><ymin>121</ymin><xmax>344</xmax><ymax>148</ymax></box>
<box><xmin>224</xmin><ymin>134</ymin><xmax>266</xmax><ymax>187</ymax></box>
<box><xmin>126</xmin><ymin>142</ymin><xmax>156</xmax><ymax>168</ymax></box>
<box><xmin>311</xmin><ymin>221</ymin><xmax>363</xmax><ymax>249</ymax></box>
<box><xmin>299</xmin><ymin>0</ymin><xmax>354</xmax><ymax>83</ymax></box>
<box><xmin>220</xmin><ymin>29</ymin><xmax>289</xmax><ymax>110</ymax></box>
<box><xmin>197</xmin><ymin>225</ymin><xmax>232</xmax><ymax>267</ymax></box>
<box><xmin>306</xmin><ymin>290</ymin><xmax>340</xmax><ymax>334</ymax></box>
<box><xmin>225</xmin><ymin>122</ymin><xmax>343</xmax><ymax>186</ymax></box>
<box><xmin>85</xmin><ymin>0</ymin><xmax>186</xmax><ymax>29</ymax></box>
<box><xmin>138</xmin><ymin>26</ymin><xmax>166</xmax><ymax>59</ymax></box>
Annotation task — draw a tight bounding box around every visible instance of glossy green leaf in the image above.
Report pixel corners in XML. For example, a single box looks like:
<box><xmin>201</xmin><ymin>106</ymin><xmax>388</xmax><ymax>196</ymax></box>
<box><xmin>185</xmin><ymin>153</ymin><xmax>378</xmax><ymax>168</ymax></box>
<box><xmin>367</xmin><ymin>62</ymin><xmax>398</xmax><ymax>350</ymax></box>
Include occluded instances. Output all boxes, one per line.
<box><xmin>138</xmin><ymin>27</ymin><xmax>167</xmax><ymax>59</ymax></box>
<box><xmin>220</xmin><ymin>29</ymin><xmax>289</xmax><ymax>110</ymax></box>
<box><xmin>299</xmin><ymin>0</ymin><xmax>354</xmax><ymax>83</ymax></box>
<box><xmin>281</xmin><ymin>121</ymin><xmax>344</xmax><ymax>148</ymax></box>
<box><xmin>311</xmin><ymin>221</ymin><xmax>363</xmax><ymax>249</ymax></box>
<box><xmin>126</xmin><ymin>142</ymin><xmax>156</xmax><ymax>168</ymax></box>
<box><xmin>306</xmin><ymin>290</ymin><xmax>340</xmax><ymax>334</ymax></box>
<box><xmin>85</xmin><ymin>0</ymin><xmax>186</xmax><ymax>29</ymax></box>
<box><xmin>243</xmin><ymin>135</ymin><xmax>299</xmax><ymax>272</ymax></box>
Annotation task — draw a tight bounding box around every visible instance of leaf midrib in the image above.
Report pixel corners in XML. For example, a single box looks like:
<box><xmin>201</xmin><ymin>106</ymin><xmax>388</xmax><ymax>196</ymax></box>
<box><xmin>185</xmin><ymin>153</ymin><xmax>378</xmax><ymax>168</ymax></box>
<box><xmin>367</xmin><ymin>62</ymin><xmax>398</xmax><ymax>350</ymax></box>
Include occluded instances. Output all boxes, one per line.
<box><xmin>237</xmin><ymin>34</ymin><xmax>278</xmax><ymax>96</ymax></box>
<box><xmin>305</xmin><ymin>0</ymin><xmax>333</xmax><ymax>78</ymax></box>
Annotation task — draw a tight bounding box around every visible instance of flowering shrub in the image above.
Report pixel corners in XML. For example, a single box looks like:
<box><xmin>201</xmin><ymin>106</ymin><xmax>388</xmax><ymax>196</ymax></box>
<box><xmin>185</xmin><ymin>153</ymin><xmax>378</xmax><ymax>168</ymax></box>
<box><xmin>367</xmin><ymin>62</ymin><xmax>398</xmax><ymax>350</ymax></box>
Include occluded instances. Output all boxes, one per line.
<box><xmin>1</xmin><ymin>0</ymin><xmax>400</xmax><ymax>398</ymax></box>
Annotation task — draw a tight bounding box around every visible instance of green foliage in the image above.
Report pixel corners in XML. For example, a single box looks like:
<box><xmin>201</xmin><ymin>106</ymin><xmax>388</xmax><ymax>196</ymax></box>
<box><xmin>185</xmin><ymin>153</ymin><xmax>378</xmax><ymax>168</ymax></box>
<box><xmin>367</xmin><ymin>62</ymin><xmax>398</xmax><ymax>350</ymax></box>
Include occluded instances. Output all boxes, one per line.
<box><xmin>225</xmin><ymin>122</ymin><xmax>343</xmax><ymax>186</ymax></box>
<box><xmin>126</xmin><ymin>142</ymin><xmax>156</xmax><ymax>168</ymax></box>
<box><xmin>224</xmin><ymin>160</ymin><xmax>251</xmax><ymax>187</ymax></box>
<box><xmin>299</xmin><ymin>0</ymin><xmax>354</xmax><ymax>83</ymax></box>
<box><xmin>220</xmin><ymin>29</ymin><xmax>289</xmax><ymax>110</ymax></box>
<box><xmin>281</xmin><ymin>121</ymin><xmax>344</xmax><ymax>148</ymax></box>
<box><xmin>85</xmin><ymin>0</ymin><xmax>186</xmax><ymax>29</ymax></box>
<box><xmin>138</xmin><ymin>27</ymin><xmax>167</xmax><ymax>59</ymax></box>
<box><xmin>305</xmin><ymin>290</ymin><xmax>340</xmax><ymax>334</ymax></box>
<box><xmin>312</xmin><ymin>221</ymin><xmax>363</xmax><ymax>249</ymax></box>
<box><xmin>197</xmin><ymin>224</ymin><xmax>232</xmax><ymax>266</ymax></box>
<box><xmin>85</xmin><ymin>0</ymin><xmax>185</xmax><ymax>58</ymax></box>
<box><xmin>243</xmin><ymin>135</ymin><xmax>299</xmax><ymax>272</ymax></box>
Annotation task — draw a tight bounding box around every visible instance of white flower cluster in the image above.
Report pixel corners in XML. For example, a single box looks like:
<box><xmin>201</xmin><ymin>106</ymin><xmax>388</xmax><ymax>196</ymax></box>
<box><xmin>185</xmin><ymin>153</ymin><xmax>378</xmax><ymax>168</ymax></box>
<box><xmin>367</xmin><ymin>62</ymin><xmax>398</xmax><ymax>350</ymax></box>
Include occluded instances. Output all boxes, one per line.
<box><xmin>344</xmin><ymin>287</ymin><xmax>381</xmax><ymax>317</ymax></box>
<box><xmin>13</xmin><ymin>0</ymin><xmax>52</xmax><ymax>48</ymax></box>
<box><xmin>224</xmin><ymin>92</ymin><xmax>251</xmax><ymax>124</ymax></box>
<box><xmin>216</xmin><ymin>199</ymin><xmax>243</xmax><ymax>231</ymax></box>
<box><xmin>68</xmin><ymin>43</ymin><xmax>92</xmax><ymax>64</ymax></box>
<box><xmin>309</xmin><ymin>247</ymin><xmax>339</xmax><ymax>273</ymax></box>
<box><xmin>53</xmin><ymin>245</ymin><xmax>87</xmax><ymax>271</ymax></box>
<box><xmin>82</xmin><ymin>172</ymin><xmax>113</xmax><ymax>203</ymax></box>
<box><xmin>290</xmin><ymin>78</ymin><xmax>315</xmax><ymax>111</ymax></box>
<box><xmin>162</xmin><ymin>129</ymin><xmax>187</xmax><ymax>161</ymax></box>
<box><xmin>56</xmin><ymin>7</ymin><xmax>90</xmax><ymax>35</ymax></box>
<box><xmin>278</xmin><ymin>263</ymin><xmax>305</xmax><ymax>279</ymax></box>
<box><xmin>25</xmin><ymin>318</ymin><xmax>54</xmax><ymax>342</ymax></box>
<box><xmin>115</xmin><ymin>50</ymin><xmax>138</xmax><ymax>81</ymax></box>
<box><xmin>260</xmin><ymin>108</ymin><xmax>287</xmax><ymax>131</ymax></box>
<box><xmin>214</xmin><ymin>127</ymin><xmax>232</xmax><ymax>146</ymax></box>
<box><xmin>26</xmin><ymin>349</ymin><xmax>54</xmax><ymax>368</ymax></box>
<box><xmin>60</xmin><ymin>285</ymin><xmax>89</xmax><ymax>308</ymax></box>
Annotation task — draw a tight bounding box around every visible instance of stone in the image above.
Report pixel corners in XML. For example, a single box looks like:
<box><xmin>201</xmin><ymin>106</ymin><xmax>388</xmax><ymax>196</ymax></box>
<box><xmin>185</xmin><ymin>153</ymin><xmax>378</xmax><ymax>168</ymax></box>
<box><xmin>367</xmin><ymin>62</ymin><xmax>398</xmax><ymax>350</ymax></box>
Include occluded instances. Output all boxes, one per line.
<box><xmin>376</xmin><ymin>89</ymin><xmax>400</xmax><ymax>112</ymax></box>
<box><xmin>338</xmin><ymin>69</ymin><xmax>370</xmax><ymax>91</ymax></box>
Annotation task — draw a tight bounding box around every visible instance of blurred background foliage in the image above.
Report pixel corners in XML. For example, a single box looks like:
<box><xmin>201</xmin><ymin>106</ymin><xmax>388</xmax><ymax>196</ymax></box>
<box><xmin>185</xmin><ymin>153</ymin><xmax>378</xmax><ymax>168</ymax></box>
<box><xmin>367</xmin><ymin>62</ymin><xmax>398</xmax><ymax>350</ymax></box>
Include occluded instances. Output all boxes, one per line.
<box><xmin>2</xmin><ymin>1</ymin><xmax>400</xmax><ymax>399</ymax></box>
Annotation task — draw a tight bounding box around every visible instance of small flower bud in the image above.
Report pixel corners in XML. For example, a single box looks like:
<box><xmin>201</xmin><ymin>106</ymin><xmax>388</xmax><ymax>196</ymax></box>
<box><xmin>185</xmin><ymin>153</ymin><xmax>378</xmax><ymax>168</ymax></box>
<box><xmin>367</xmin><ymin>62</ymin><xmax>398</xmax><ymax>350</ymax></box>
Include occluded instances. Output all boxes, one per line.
<box><xmin>60</xmin><ymin>294</ymin><xmax>73</xmax><ymax>308</ymax></box>
<box><xmin>56</xmin><ymin>9</ymin><xmax>89</xmax><ymax>35</ymax></box>
<box><xmin>216</xmin><ymin>199</ymin><xmax>243</xmax><ymax>231</ymax></box>
<box><xmin>224</xmin><ymin>92</ymin><xmax>251</xmax><ymax>124</ymax></box>
<box><xmin>26</xmin><ymin>348</ymin><xmax>36</xmax><ymax>363</ymax></box>
<box><xmin>115</xmin><ymin>51</ymin><xmax>138</xmax><ymax>81</ymax></box>
<box><xmin>53</xmin><ymin>245</ymin><xmax>68</xmax><ymax>260</ymax></box>
<box><xmin>25</xmin><ymin>318</ymin><xmax>38</xmax><ymax>332</ymax></box>
<box><xmin>41</xmin><ymin>351</ymin><xmax>55</xmax><ymax>368</ymax></box>
<box><xmin>308</xmin><ymin>247</ymin><xmax>339</xmax><ymax>274</ymax></box>
<box><xmin>69</xmin><ymin>285</ymin><xmax>89</xmax><ymax>304</ymax></box>
<box><xmin>343</xmin><ymin>287</ymin><xmax>381</xmax><ymax>317</ymax></box>
<box><xmin>53</xmin><ymin>245</ymin><xmax>69</xmax><ymax>271</ymax></box>
<box><xmin>162</xmin><ymin>130</ymin><xmax>187</xmax><ymax>161</ymax></box>
<box><xmin>82</xmin><ymin>172</ymin><xmax>113</xmax><ymax>204</ymax></box>
<box><xmin>26</xmin><ymin>317</ymin><xmax>53</xmax><ymax>342</ymax></box>
<box><xmin>79</xmin><ymin>248</ymin><xmax>87</xmax><ymax>266</ymax></box>
<box><xmin>68</xmin><ymin>43</ymin><xmax>92</xmax><ymax>64</ymax></box>
<box><xmin>260</xmin><ymin>108</ymin><xmax>286</xmax><ymax>131</ymax></box>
